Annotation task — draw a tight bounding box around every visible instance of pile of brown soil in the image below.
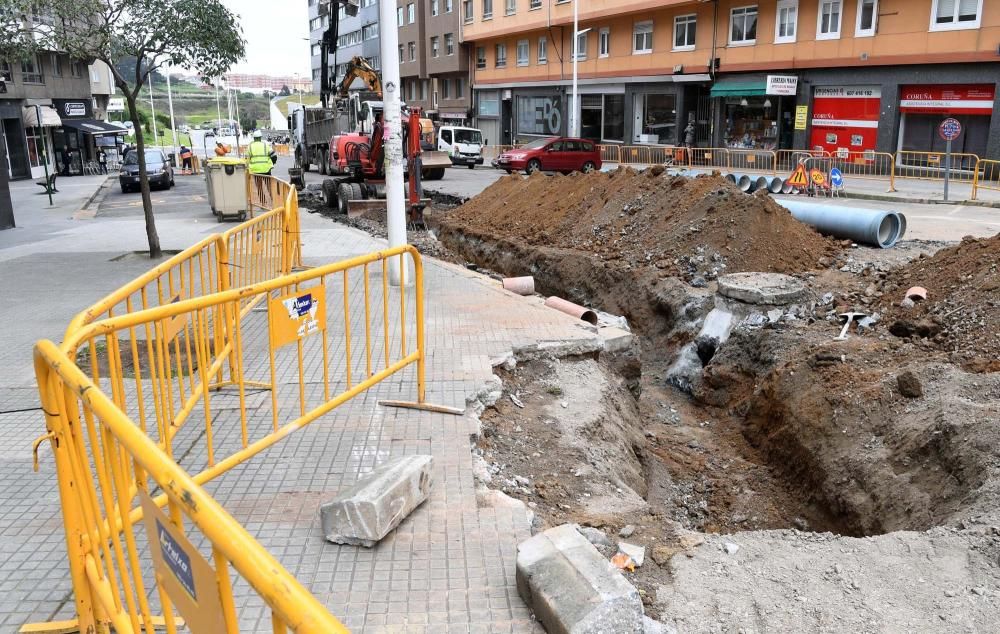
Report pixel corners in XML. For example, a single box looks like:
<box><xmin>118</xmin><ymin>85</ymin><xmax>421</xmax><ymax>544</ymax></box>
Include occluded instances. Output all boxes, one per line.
<box><xmin>880</xmin><ymin>234</ymin><xmax>1000</xmax><ymax>372</ymax></box>
<box><xmin>441</xmin><ymin>169</ymin><xmax>838</xmax><ymax>280</ymax></box>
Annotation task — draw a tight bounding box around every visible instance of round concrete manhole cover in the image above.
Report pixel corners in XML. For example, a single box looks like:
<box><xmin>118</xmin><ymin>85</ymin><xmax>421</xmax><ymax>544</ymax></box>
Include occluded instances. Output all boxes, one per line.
<box><xmin>717</xmin><ymin>272</ymin><xmax>808</xmax><ymax>305</ymax></box>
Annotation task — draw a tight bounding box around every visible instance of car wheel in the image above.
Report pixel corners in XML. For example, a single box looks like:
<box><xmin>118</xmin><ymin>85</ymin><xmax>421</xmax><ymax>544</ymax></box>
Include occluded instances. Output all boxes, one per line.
<box><xmin>120</xmin><ymin>185</ymin><xmax>128</xmax><ymax>193</ymax></box>
<box><xmin>319</xmin><ymin>150</ymin><xmax>328</xmax><ymax>176</ymax></box>
<box><xmin>322</xmin><ymin>179</ymin><xmax>338</xmax><ymax>209</ymax></box>
<box><xmin>504</xmin><ymin>169</ymin><xmax>512</xmax><ymax>174</ymax></box>
<box><xmin>337</xmin><ymin>182</ymin><xmax>353</xmax><ymax>215</ymax></box>
<box><xmin>581</xmin><ymin>161</ymin><xmax>596</xmax><ymax>174</ymax></box>
<box><xmin>525</xmin><ymin>159</ymin><xmax>541</xmax><ymax>175</ymax></box>
<box><xmin>467</xmin><ymin>164</ymin><xmax>475</xmax><ymax>170</ymax></box>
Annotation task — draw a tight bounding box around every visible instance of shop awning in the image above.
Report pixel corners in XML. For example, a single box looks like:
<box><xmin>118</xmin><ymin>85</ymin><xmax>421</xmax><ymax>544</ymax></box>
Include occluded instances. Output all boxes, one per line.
<box><xmin>710</xmin><ymin>78</ymin><xmax>767</xmax><ymax>98</ymax></box>
<box><xmin>60</xmin><ymin>118</ymin><xmax>128</xmax><ymax>136</ymax></box>
<box><xmin>22</xmin><ymin>105</ymin><xmax>62</xmax><ymax>127</ymax></box>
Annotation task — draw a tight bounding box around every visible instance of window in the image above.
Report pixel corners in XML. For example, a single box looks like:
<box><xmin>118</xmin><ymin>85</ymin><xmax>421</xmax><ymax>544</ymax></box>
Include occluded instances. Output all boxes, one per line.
<box><xmin>775</xmin><ymin>0</ymin><xmax>798</xmax><ymax>43</ymax></box>
<box><xmin>432</xmin><ymin>0</ymin><xmax>439</xmax><ymax>15</ymax></box>
<box><xmin>442</xmin><ymin>78</ymin><xmax>451</xmax><ymax>99</ymax></box>
<box><xmin>517</xmin><ymin>96</ymin><xmax>562</xmax><ymax>135</ymax></box>
<box><xmin>931</xmin><ymin>0</ymin><xmax>980</xmax><ymax>31</ymax></box>
<box><xmin>633</xmin><ymin>21</ymin><xmax>653</xmax><ymax>54</ymax></box>
<box><xmin>73</xmin><ymin>61</ymin><xmax>85</xmax><ymax>78</ymax></box>
<box><xmin>538</xmin><ymin>37</ymin><xmax>547</xmax><ymax>64</ymax></box>
<box><xmin>634</xmin><ymin>93</ymin><xmax>676</xmax><ymax>143</ymax></box>
<box><xmin>363</xmin><ymin>23</ymin><xmax>379</xmax><ymax>40</ymax></box>
<box><xmin>506</xmin><ymin>0</ymin><xmax>516</xmax><ymax>15</ymax></box>
<box><xmin>49</xmin><ymin>53</ymin><xmax>62</xmax><ymax>77</ymax></box>
<box><xmin>0</xmin><ymin>61</ymin><xmax>12</xmax><ymax>82</ymax></box>
<box><xmin>431</xmin><ymin>36</ymin><xmax>440</xmax><ymax>57</ymax></box>
<box><xmin>476</xmin><ymin>46</ymin><xmax>487</xmax><ymax>68</ymax></box>
<box><xmin>530</xmin><ymin>0</ymin><xmax>541</xmax><ymax>8</ymax></box>
<box><xmin>399</xmin><ymin>44</ymin><xmax>404</xmax><ymax>61</ymax></box>
<box><xmin>673</xmin><ymin>14</ymin><xmax>696</xmax><ymax>50</ymax></box>
<box><xmin>495</xmin><ymin>43</ymin><xmax>507</xmax><ymax>67</ymax></box>
<box><xmin>817</xmin><ymin>1</ymin><xmax>842</xmax><ymax>39</ymax></box>
<box><xmin>479</xmin><ymin>91</ymin><xmax>500</xmax><ymax>116</ymax></box>
<box><xmin>446</xmin><ymin>0</ymin><xmax>453</xmax><ymax>12</ymax></box>
<box><xmin>362</xmin><ymin>0</ymin><xmax>376</xmax><ymax>7</ymax></box>
<box><xmin>464</xmin><ymin>0</ymin><xmax>473</xmax><ymax>22</ymax></box>
<box><xmin>603</xmin><ymin>94</ymin><xmax>624</xmax><ymax>141</ymax></box>
<box><xmin>483</xmin><ymin>0</ymin><xmax>493</xmax><ymax>19</ymax></box>
<box><xmin>421</xmin><ymin>79</ymin><xmax>428</xmax><ymax>100</ymax></box>
<box><xmin>311</xmin><ymin>43</ymin><xmax>321</xmax><ymax>56</ymax></box>
<box><xmin>575</xmin><ymin>31</ymin><xmax>588</xmax><ymax>60</ymax></box>
<box><xmin>517</xmin><ymin>39</ymin><xmax>529</xmax><ymax>66</ymax></box>
<box><xmin>21</xmin><ymin>55</ymin><xmax>43</xmax><ymax>84</ymax></box>
<box><xmin>599</xmin><ymin>28</ymin><xmax>610</xmax><ymax>57</ymax></box>
<box><xmin>445</xmin><ymin>33</ymin><xmax>455</xmax><ymax>55</ymax></box>
<box><xmin>856</xmin><ymin>0</ymin><xmax>877</xmax><ymax>36</ymax></box>
<box><xmin>407</xmin><ymin>3</ymin><xmax>415</xmax><ymax>22</ymax></box>
<box><xmin>398</xmin><ymin>7</ymin><xmax>404</xmax><ymax>26</ymax></box>
<box><xmin>25</xmin><ymin>126</ymin><xmax>46</xmax><ymax>168</ymax></box>
<box><xmin>729</xmin><ymin>6</ymin><xmax>757</xmax><ymax>45</ymax></box>
<box><xmin>409</xmin><ymin>79</ymin><xmax>416</xmax><ymax>101</ymax></box>
<box><xmin>456</xmin><ymin>76</ymin><xmax>464</xmax><ymax>98</ymax></box>
<box><xmin>409</xmin><ymin>42</ymin><xmax>417</xmax><ymax>61</ymax></box>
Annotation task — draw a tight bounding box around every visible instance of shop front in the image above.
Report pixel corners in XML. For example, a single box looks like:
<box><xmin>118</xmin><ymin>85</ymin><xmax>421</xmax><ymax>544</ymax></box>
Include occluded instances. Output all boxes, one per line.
<box><xmin>52</xmin><ymin>98</ymin><xmax>126</xmax><ymax>173</ymax></box>
<box><xmin>809</xmin><ymin>85</ymin><xmax>881</xmax><ymax>154</ymax></box>
<box><xmin>630</xmin><ymin>87</ymin><xmax>679</xmax><ymax>146</ymax></box>
<box><xmin>711</xmin><ymin>75</ymin><xmax>798</xmax><ymax>150</ymax></box>
<box><xmin>578</xmin><ymin>86</ymin><xmax>625</xmax><ymax>145</ymax></box>
<box><xmin>513</xmin><ymin>89</ymin><xmax>565</xmax><ymax>144</ymax></box>
<box><xmin>898</xmin><ymin>84</ymin><xmax>994</xmax><ymax>158</ymax></box>
<box><xmin>19</xmin><ymin>101</ymin><xmax>61</xmax><ymax>180</ymax></box>
<box><xmin>474</xmin><ymin>89</ymin><xmax>503</xmax><ymax>147</ymax></box>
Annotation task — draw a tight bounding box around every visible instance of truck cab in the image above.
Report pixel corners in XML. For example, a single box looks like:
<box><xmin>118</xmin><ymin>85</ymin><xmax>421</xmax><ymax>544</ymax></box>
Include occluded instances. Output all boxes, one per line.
<box><xmin>438</xmin><ymin>126</ymin><xmax>484</xmax><ymax>168</ymax></box>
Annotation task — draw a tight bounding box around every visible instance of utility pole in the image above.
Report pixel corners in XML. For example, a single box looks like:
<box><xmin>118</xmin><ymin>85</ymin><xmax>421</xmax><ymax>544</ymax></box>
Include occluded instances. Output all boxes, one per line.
<box><xmin>571</xmin><ymin>0</ymin><xmax>579</xmax><ymax>137</ymax></box>
<box><xmin>379</xmin><ymin>0</ymin><xmax>408</xmax><ymax>285</ymax></box>
<box><xmin>166</xmin><ymin>71</ymin><xmax>179</xmax><ymax>160</ymax></box>
<box><xmin>148</xmin><ymin>78</ymin><xmax>158</xmax><ymax>146</ymax></box>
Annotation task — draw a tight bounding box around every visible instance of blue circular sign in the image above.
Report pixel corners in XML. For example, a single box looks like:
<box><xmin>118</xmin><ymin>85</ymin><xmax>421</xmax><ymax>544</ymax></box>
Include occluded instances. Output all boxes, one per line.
<box><xmin>830</xmin><ymin>167</ymin><xmax>843</xmax><ymax>187</ymax></box>
<box><xmin>939</xmin><ymin>118</ymin><xmax>962</xmax><ymax>141</ymax></box>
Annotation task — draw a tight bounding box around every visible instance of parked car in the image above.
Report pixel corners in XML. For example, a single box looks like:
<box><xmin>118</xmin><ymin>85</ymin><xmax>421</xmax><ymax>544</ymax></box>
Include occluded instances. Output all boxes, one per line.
<box><xmin>492</xmin><ymin>137</ymin><xmax>602</xmax><ymax>175</ymax></box>
<box><xmin>119</xmin><ymin>149</ymin><xmax>175</xmax><ymax>193</ymax></box>
<box><xmin>438</xmin><ymin>125</ymin><xmax>485</xmax><ymax>168</ymax></box>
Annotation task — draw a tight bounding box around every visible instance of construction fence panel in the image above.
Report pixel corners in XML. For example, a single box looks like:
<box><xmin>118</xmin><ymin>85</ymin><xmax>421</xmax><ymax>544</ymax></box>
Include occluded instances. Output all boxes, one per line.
<box><xmin>822</xmin><ymin>151</ymin><xmax>897</xmax><ymax>190</ymax></box>
<box><xmin>687</xmin><ymin>147</ymin><xmax>728</xmax><ymax>171</ymax></box>
<box><xmin>972</xmin><ymin>158</ymin><xmax>1000</xmax><ymax>200</ymax></box>
<box><xmin>481</xmin><ymin>145</ymin><xmax>514</xmax><ymax>161</ymax></box>
<box><xmin>727</xmin><ymin>149</ymin><xmax>777</xmax><ymax>175</ymax></box>
<box><xmin>597</xmin><ymin>144</ymin><xmax>621</xmax><ymax>163</ymax></box>
<box><xmin>897</xmin><ymin>150</ymin><xmax>981</xmax><ymax>183</ymax></box>
<box><xmin>775</xmin><ymin>149</ymin><xmax>830</xmax><ymax>172</ymax></box>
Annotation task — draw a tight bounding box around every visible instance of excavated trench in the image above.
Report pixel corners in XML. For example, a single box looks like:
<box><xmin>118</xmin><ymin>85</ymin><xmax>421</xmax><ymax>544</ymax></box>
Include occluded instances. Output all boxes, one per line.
<box><xmin>434</xmin><ymin>219</ymin><xmax>993</xmax><ymax>539</ymax></box>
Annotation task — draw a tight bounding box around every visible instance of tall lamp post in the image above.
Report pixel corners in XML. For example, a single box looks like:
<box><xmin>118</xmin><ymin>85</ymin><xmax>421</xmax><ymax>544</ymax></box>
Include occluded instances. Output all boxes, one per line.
<box><xmin>570</xmin><ymin>0</ymin><xmax>590</xmax><ymax>139</ymax></box>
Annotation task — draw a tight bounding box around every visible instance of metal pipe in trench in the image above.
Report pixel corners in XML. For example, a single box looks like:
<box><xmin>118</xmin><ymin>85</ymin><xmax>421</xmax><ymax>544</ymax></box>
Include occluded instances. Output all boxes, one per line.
<box><xmin>776</xmin><ymin>199</ymin><xmax>907</xmax><ymax>248</ymax></box>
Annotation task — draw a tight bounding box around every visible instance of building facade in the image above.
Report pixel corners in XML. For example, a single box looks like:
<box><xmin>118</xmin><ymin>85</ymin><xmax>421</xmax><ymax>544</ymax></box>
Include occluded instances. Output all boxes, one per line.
<box><xmin>310</xmin><ymin>0</ymin><xmax>383</xmax><ymax>94</ymax></box>
<box><xmin>463</xmin><ymin>0</ymin><xmax>1000</xmax><ymax>159</ymax></box>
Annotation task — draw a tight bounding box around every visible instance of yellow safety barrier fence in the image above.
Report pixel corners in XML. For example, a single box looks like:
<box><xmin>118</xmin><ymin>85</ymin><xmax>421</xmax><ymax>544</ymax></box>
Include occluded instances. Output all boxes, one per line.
<box><xmin>273</xmin><ymin>143</ymin><xmax>291</xmax><ymax>156</ymax></box>
<box><xmin>972</xmin><ymin>158</ymin><xmax>1000</xmax><ymax>200</ymax></box>
<box><xmin>821</xmin><ymin>150</ymin><xmax>897</xmax><ymax>192</ymax></box>
<box><xmin>897</xmin><ymin>150</ymin><xmax>980</xmax><ymax>183</ymax></box>
<box><xmin>28</xmin><ymin>175</ymin><xmax>429</xmax><ymax>633</ymax></box>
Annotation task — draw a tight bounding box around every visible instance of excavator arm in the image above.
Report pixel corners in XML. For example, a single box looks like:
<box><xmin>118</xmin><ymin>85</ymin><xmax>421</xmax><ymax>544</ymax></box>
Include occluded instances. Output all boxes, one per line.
<box><xmin>335</xmin><ymin>56</ymin><xmax>382</xmax><ymax>99</ymax></box>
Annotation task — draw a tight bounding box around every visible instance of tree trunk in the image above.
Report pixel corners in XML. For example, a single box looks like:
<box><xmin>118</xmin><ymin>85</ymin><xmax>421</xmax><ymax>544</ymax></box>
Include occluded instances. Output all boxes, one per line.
<box><xmin>125</xmin><ymin>94</ymin><xmax>162</xmax><ymax>258</ymax></box>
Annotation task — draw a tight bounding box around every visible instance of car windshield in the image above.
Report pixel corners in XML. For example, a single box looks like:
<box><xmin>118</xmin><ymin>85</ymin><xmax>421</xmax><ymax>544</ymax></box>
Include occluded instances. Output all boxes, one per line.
<box><xmin>454</xmin><ymin>129</ymin><xmax>482</xmax><ymax>144</ymax></box>
<box><xmin>522</xmin><ymin>137</ymin><xmax>556</xmax><ymax>150</ymax></box>
<box><xmin>123</xmin><ymin>150</ymin><xmax>163</xmax><ymax>166</ymax></box>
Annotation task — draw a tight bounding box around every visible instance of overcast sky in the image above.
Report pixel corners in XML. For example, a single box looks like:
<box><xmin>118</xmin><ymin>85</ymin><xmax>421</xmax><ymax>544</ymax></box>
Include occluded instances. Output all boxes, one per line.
<box><xmin>222</xmin><ymin>0</ymin><xmax>311</xmax><ymax>77</ymax></box>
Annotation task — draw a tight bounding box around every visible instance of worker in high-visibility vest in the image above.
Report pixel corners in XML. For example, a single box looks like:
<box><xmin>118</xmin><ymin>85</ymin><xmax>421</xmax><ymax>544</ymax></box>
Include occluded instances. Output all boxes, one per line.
<box><xmin>247</xmin><ymin>130</ymin><xmax>275</xmax><ymax>176</ymax></box>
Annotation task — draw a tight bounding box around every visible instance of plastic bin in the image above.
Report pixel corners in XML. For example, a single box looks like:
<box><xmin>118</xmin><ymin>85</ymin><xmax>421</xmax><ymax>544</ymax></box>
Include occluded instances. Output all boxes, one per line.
<box><xmin>205</xmin><ymin>157</ymin><xmax>249</xmax><ymax>222</ymax></box>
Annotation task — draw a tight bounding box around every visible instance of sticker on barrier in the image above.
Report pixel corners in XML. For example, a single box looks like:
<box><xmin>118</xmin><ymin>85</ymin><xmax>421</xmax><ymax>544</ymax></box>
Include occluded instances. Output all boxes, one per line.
<box><xmin>269</xmin><ymin>285</ymin><xmax>327</xmax><ymax>349</ymax></box>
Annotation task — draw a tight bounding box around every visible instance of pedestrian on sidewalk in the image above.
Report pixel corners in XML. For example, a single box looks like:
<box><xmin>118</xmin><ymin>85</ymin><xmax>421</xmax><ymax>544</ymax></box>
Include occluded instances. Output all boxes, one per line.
<box><xmin>97</xmin><ymin>149</ymin><xmax>108</xmax><ymax>174</ymax></box>
<box><xmin>60</xmin><ymin>146</ymin><xmax>71</xmax><ymax>176</ymax></box>
<box><xmin>179</xmin><ymin>145</ymin><xmax>193</xmax><ymax>174</ymax></box>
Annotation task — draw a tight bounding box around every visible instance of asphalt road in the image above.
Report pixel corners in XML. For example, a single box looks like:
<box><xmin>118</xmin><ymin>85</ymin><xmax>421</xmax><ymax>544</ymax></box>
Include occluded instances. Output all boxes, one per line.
<box><xmin>97</xmin><ymin>170</ymin><xmax>214</xmax><ymax>220</ymax></box>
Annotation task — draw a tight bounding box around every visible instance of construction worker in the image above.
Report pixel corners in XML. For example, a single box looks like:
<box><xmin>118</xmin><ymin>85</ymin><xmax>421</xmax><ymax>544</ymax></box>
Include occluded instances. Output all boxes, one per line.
<box><xmin>247</xmin><ymin>130</ymin><xmax>274</xmax><ymax>176</ymax></box>
<box><xmin>179</xmin><ymin>145</ymin><xmax>193</xmax><ymax>174</ymax></box>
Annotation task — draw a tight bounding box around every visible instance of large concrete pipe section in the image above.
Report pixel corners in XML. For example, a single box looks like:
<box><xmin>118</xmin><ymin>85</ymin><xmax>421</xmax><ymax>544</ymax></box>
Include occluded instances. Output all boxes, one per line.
<box><xmin>776</xmin><ymin>200</ymin><xmax>906</xmax><ymax>248</ymax></box>
<box><xmin>767</xmin><ymin>176</ymin><xmax>784</xmax><ymax>194</ymax></box>
<box><xmin>729</xmin><ymin>173</ymin><xmax>754</xmax><ymax>192</ymax></box>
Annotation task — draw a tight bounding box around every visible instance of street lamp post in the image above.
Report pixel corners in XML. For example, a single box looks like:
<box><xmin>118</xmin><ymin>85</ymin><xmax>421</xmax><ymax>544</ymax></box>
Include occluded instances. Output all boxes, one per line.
<box><xmin>570</xmin><ymin>3</ymin><xmax>590</xmax><ymax>138</ymax></box>
<box><xmin>166</xmin><ymin>71</ymin><xmax>179</xmax><ymax>160</ymax></box>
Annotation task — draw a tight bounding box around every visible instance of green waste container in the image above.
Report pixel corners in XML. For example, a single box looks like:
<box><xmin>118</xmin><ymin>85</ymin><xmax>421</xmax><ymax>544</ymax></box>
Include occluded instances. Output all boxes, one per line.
<box><xmin>205</xmin><ymin>157</ymin><xmax>249</xmax><ymax>222</ymax></box>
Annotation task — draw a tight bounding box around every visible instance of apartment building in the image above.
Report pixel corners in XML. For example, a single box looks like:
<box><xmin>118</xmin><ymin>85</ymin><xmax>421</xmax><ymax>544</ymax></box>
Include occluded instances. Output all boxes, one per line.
<box><xmin>398</xmin><ymin>0</ymin><xmax>473</xmax><ymax>123</ymax></box>
<box><xmin>464</xmin><ymin>0</ymin><xmax>1000</xmax><ymax>159</ymax></box>
<box><xmin>309</xmin><ymin>0</ymin><xmax>383</xmax><ymax>95</ymax></box>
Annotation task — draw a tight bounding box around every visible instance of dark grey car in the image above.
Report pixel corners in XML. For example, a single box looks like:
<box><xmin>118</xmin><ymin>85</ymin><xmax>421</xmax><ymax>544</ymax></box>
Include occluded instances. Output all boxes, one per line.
<box><xmin>119</xmin><ymin>149</ymin><xmax>175</xmax><ymax>193</ymax></box>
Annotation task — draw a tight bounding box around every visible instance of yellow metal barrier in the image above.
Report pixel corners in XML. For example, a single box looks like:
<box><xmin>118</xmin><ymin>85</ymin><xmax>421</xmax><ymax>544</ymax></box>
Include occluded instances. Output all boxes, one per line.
<box><xmin>972</xmin><ymin>158</ymin><xmax>1000</xmax><ymax>200</ymax></box>
<box><xmin>481</xmin><ymin>145</ymin><xmax>515</xmax><ymax>161</ymax></box>
<box><xmin>776</xmin><ymin>149</ymin><xmax>829</xmax><ymax>171</ymax></box>
<box><xmin>273</xmin><ymin>143</ymin><xmax>290</xmax><ymax>156</ymax></box>
<box><xmin>27</xmin><ymin>174</ymin><xmax>380</xmax><ymax>633</ymax></box>
<box><xmin>823</xmin><ymin>150</ymin><xmax>897</xmax><ymax>192</ymax></box>
<box><xmin>597</xmin><ymin>144</ymin><xmax>621</xmax><ymax>163</ymax></box>
<box><xmin>686</xmin><ymin>147</ymin><xmax>725</xmax><ymax>170</ymax></box>
<box><xmin>897</xmin><ymin>150</ymin><xmax>980</xmax><ymax>183</ymax></box>
<box><xmin>727</xmin><ymin>149</ymin><xmax>777</xmax><ymax>175</ymax></box>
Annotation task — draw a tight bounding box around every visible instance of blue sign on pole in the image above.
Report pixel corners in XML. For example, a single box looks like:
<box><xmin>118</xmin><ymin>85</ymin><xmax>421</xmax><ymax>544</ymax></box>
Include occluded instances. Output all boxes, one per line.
<box><xmin>830</xmin><ymin>167</ymin><xmax>844</xmax><ymax>188</ymax></box>
<box><xmin>939</xmin><ymin>118</ymin><xmax>962</xmax><ymax>142</ymax></box>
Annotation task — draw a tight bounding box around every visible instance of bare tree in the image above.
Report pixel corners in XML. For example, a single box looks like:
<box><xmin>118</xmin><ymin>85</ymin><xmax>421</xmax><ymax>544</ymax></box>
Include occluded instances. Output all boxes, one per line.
<box><xmin>1</xmin><ymin>0</ymin><xmax>245</xmax><ymax>257</ymax></box>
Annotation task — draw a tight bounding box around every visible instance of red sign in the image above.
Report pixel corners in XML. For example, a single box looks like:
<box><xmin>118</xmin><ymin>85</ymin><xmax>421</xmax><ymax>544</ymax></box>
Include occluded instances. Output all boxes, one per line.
<box><xmin>809</xmin><ymin>85</ymin><xmax>881</xmax><ymax>154</ymax></box>
<box><xmin>939</xmin><ymin>118</ymin><xmax>962</xmax><ymax>141</ymax></box>
<box><xmin>900</xmin><ymin>84</ymin><xmax>995</xmax><ymax>115</ymax></box>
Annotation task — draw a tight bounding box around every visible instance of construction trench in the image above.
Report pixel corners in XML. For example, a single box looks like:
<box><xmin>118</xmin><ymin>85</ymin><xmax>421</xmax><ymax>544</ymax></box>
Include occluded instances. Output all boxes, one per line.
<box><xmin>304</xmin><ymin>169</ymin><xmax>1000</xmax><ymax>632</ymax></box>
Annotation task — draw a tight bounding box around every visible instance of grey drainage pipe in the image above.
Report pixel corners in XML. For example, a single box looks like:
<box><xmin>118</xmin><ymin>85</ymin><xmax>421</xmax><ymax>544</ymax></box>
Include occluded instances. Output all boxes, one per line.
<box><xmin>729</xmin><ymin>173</ymin><xmax>754</xmax><ymax>192</ymax></box>
<box><xmin>780</xmin><ymin>180</ymin><xmax>795</xmax><ymax>194</ymax></box>
<box><xmin>776</xmin><ymin>200</ymin><xmax>903</xmax><ymax>248</ymax></box>
<box><xmin>724</xmin><ymin>173</ymin><xmax>737</xmax><ymax>185</ymax></box>
<box><xmin>544</xmin><ymin>296</ymin><xmax>599</xmax><ymax>325</ymax></box>
<box><xmin>767</xmin><ymin>176</ymin><xmax>784</xmax><ymax>194</ymax></box>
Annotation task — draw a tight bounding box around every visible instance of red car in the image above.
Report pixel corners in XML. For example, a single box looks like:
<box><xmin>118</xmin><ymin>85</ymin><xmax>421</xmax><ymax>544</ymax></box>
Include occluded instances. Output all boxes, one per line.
<box><xmin>493</xmin><ymin>137</ymin><xmax>602</xmax><ymax>175</ymax></box>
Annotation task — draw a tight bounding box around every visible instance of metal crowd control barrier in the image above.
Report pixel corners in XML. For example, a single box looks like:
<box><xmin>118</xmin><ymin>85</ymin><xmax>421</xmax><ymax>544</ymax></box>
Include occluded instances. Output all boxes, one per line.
<box><xmin>597</xmin><ymin>144</ymin><xmax>621</xmax><ymax>163</ymax></box>
<box><xmin>28</xmin><ymin>175</ymin><xmax>421</xmax><ymax>633</ymax></box>
<box><xmin>972</xmin><ymin>158</ymin><xmax>1000</xmax><ymax>200</ymax></box>
<box><xmin>726</xmin><ymin>149</ymin><xmax>777</xmax><ymax>175</ymax></box>
<box><xmin>776</xmin><ymin>149</ymin><xmax>829</xmax><ymax>171</ymax></box>
<box><xmin>897</xmin><ymin>150</ymin><xmax>980</xmax><ymax>183</ymax></box>
<box><xmin>825</xmin><ymin>150</ymin><xmax>897</xmax><ymax>192</ymax></box>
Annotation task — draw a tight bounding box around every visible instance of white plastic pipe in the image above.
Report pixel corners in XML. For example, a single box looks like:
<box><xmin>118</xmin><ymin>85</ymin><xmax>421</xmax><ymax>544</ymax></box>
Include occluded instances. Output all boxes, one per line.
<box><xmin>380</xmin><ymin>0</ymin><xmax>408</xmax><ymax>285</ymax></box>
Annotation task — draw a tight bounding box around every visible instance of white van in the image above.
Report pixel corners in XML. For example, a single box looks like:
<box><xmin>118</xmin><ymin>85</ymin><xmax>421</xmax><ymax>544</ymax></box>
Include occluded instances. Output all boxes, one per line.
<box><xmin>438</xmin><ymin>126</ymin><xmax>484</xmax><ymax>169</ymax></box>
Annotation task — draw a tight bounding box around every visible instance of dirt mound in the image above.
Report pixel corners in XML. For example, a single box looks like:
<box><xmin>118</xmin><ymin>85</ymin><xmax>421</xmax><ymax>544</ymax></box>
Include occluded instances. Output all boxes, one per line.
<box><xmin>880</xmin><ymin>233</ymin><xmax>1000</xmax><ymax>372</ymax></box>
<box><xmin>441</xmin><ymin>170</ymin><xmax>838</xmax><ymax>280</ymax></box>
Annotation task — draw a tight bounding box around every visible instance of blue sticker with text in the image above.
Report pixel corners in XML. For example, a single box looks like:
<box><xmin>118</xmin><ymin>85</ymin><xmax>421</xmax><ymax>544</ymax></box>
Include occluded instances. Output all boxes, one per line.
<box><xmin>157</xmin><ymin>519</ymin><xmax>196</xmax><ymax>600</ymax></box>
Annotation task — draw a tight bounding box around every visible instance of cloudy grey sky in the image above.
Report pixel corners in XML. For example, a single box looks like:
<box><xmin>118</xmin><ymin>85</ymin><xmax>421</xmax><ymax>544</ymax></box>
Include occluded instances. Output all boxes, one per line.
<box><xmin>222</xmin><ymin>0</ymin><xmax>311</xmax><ymax>77</ymax></box>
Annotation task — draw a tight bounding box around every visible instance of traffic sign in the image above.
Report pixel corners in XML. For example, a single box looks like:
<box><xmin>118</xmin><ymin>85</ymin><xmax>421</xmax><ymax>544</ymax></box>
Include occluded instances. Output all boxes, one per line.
<box><xmin>810</xmin><ymin>169</ymin><xmax>829</xmax><ymax>188</ymax></box>
<box><xmin>830</xmin><ymin>167</ymin><xmax>844</xmax><ymax>188</ymax></box>
<box><xmin>786</xmin><ymin>164</ymin><xmax>809</xmax><ymax>188</ymax></box>
<box><xmin>939</xmin><ymin>118</ymin><xmax>962</xmax><ymax>142</ymax></box>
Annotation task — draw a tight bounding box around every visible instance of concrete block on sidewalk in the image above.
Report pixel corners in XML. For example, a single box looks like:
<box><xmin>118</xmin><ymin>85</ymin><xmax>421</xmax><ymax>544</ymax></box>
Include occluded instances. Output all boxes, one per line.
<box><xmin>320</xmin><ymin>455</ymin><xmax>434</xmax><ymax>547</ymax></box>
<box><xmin>516</xmin><ymin>523</ymin><xmax>644</xmax><ymax>634</ymax></box>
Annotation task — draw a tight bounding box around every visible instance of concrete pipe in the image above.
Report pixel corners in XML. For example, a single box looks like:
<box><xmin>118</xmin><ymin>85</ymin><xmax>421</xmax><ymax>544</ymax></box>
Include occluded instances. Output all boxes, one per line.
<box><xmin>724</xmin><ymin>173</ymin><xmax>737</xmax><ymax>184</ymax></box>
<box><xmin>776</xmin><ymin>200</ymin><xmax>902</xmax><ymax>248</ymax></box>
<box><xmin>730</xmin><ymin>173</ymin><xmax>753</xmax><ymax>192</ymax></box>
<box><xmin>502</xmin><ymin>276</ymin><xmax>535</xmax><ymax>296</ymax></box>
<box><xmin>767</xmin><ymin>176</ymin><xmax>784</xmax><ymax>194</ymax></box>
<box><xmin>752</xmin><ymin>175</ymin><xmax>771</xmax><ymax>193</ymax></box>
<box><xmin>544</xmin><ymin>296</ymin><xmax>599</xmax><ymax>325</ymax></box>
<box><xmin>780</xmin><ymin>179</ymin><xmax>795</xmax><ymax>195</ymax></box>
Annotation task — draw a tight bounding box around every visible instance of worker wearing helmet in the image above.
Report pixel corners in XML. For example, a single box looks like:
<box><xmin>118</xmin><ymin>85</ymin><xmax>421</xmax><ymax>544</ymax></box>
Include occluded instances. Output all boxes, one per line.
<box><xmin>247</xmin><ymin>130</ymin><xmax>274</xmax><ymax>175</ymax></box>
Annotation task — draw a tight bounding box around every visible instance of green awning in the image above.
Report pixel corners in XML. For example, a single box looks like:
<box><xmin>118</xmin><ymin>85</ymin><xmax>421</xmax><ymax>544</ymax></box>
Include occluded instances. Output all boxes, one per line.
<box><xmin>710</xmin><ymin>79</ymin><xmax>767</xmax><ymax>98</ymax></box>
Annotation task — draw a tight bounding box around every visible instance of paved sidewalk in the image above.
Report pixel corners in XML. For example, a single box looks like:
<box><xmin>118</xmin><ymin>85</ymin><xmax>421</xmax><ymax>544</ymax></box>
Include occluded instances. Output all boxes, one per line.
<box><xmin>0</xmin><ymin>189</ymin><xmax>597</xmax><ymax>631</ymax></box>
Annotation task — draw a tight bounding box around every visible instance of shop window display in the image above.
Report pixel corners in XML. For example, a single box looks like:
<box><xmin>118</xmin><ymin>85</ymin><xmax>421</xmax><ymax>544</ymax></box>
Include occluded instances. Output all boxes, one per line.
<box><xmin>723</xmin><ymin>97</ymin><xmax>778</xmax><ymax>149</ymax></box>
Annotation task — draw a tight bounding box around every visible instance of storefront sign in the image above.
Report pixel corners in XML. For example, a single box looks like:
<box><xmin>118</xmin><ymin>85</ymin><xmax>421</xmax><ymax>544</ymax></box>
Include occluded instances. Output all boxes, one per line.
<box><xmin>794</xmin><ymin>105</ymin><xmax>808</xmax><ymax>130</ymax></box>
<box><xmin>900</xmin><ymin>84</ymin><xmax>995</xmax><ymax>114</ymax></box>
<box><xmin>62</xmin><ymin>102</ymin><xmax>86</xmax><ymax>117</ymax></box>
<box><xmin>107</xmin><ymin>98</ymin><xmax>125</xmax><ymax>112</ymax></box>
<box><xmin>810</xmin><ymin>85</ymin><xmax>881</xmax><ymax>154</ymax></box>
<box><xmin>766</xmin><ymin>75</ymin><xmax>798</xmax><ymax>96</ymax></box>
